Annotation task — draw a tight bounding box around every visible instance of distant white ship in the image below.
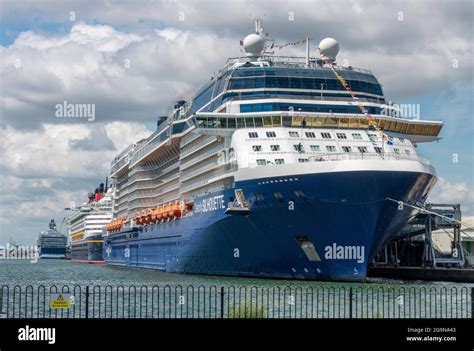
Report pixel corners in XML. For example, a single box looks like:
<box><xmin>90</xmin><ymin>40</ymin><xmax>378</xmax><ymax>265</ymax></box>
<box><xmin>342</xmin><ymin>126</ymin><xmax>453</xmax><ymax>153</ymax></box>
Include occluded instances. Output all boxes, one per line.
<box><xmin>37</xmin><ymin>219</ymin><xmax>67</xmax><ymax>259</ymax></box>
<box><xmin>67</xmin><ymin>183</ymin><xmax>113</xmax><ymax>263</ymax></box>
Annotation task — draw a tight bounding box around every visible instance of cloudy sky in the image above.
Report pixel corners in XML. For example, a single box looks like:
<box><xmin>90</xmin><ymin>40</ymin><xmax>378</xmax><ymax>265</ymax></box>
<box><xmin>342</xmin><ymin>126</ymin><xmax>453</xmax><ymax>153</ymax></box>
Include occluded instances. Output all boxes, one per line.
<box><xmin>0</xmin><ymin>0</ymin><xmax>473</xmax><ymax>244</ymax></box>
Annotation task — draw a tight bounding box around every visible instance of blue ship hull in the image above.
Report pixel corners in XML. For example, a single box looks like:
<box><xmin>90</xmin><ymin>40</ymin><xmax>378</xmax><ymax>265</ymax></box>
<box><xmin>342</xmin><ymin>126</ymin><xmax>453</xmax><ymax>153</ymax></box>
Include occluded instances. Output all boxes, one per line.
<box><xmin>104</xmin><ymin>170</ymin><xmax>436</xmax><ymax>282</ymax></box>
<box><xmin>38</xmin><ymin>247</ymin><xmax>66</xmax><ymax>259</ymax></box>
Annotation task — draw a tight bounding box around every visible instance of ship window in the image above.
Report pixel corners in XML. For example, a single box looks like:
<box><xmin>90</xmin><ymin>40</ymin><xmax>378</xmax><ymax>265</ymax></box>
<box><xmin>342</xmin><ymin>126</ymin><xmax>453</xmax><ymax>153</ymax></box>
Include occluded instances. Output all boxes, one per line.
<box><xmin>298</xmin><ymin>158</ymin><xmax>309</xmax><ymax>163</ymax></box>
<box><xmin>293</xmin><ymin>144</ymin><xmax>304</xmax><ymax>152</ymax></box>
<box><xmin>399</xmin><ymin>137</ymin><xmax>406</xmax><ymax>143</ymax></box>
<box><xmin>352</xmin><ymin>133</ymin><xmax>362</xmax><ymax>140</ymax></box>
<box><xmin>252</xmin><ymin>145</ymin><xmax>262</xmax><ymax>152</ymax></box>
<box><xmin>245</xmin><ymin>117</ymin><xmax>255</xmax><ymax>127</ymax></box>
<box><xmin>228</xmin><ymin>118</ymin><xmax>236</xmax><ymax>129</ymax></box>
<box><xmin>326</xmin><ymin>145</ymin><xmax>337</xmax><ymax>152</ymax></box>
<box><xmin>256</xmin><ymin>159</ymin><xmax>267</xmax><ymax>166</ymax></box>
<box><xmin>336</xmin><ymin>133</ymin><xmax>347</xmax><ymax>139</ymax></box>
<box><xmin>273</xmin><ymin>192</ymin><xmax>284</xmax><ymax>199</ymax></box>
<box><xmin>294</xmin><ymin>190</ymin><xmax>305</xmax><ymax>197</ymax></box>
<box><xmin>368</xmin><ymin>133</ymin><xmax>377</xmax><ymax>142</ymax></box>
<box><xmin>254</xmin><ymin>192</ymin><xmax>265</xmax><ymax>201</ymax></box>
<box><xmin>358</xmin><ymin>146</ymin><xmax>368</xmax><ymax>153</ymax></box>
<box><xmin>270</xmin><ymin>145</ymin><xmax>281</xmax><ymax>151</ymax></box>
<box><xmin>263</xmin><ymin>116</ymin><xmax>272</xmax><ymax>126</ymax></box>
<box><xmin>289</xmin><ymin>131</ymin><xmax>299</xmax><ymax>137</ymax></box>
<box><xmin>310</xmin><ymin>145</ymin><xmax>320</xmax><ymax>152</ymax></box>
<box><xmin>248</xmin><ymin>132</ymin><xmax>259</xmax><ymax>138</ymax></box>
<box><xmin>266</xmin><ymin>131</ymin><xmax>276</xmax><ymax>138</ymax></box>
<box><xmin>374</xmin><ymin>147</ymin><xmax>382</xmax><ymax>154</ymax></box>
<box><xmin>272</xmin><ymin>116</ymin><xmax>282</xmax><ymax>126</ymax></box>
<box><xmin>305</xmin><ymin>132</ymin><xmax>316</xmax><ymax>138</ymax></box>
<box><xmin>342</xmin><ymin>146</ymin><xmax>352</xmax><ymax>153</ymax></box>
<box><xmin>394</xmin><ymin>148</ymin><xmax>400</xmax><ymax>154</ymax></box>
<box><xmin>405</xmin><ymin>149</ymin><xmax>411</xmax><ymax>155</ymax></box>
<box><xmin>218</xmin><ymin>118</ymin><xmax>228</xmax><ymax>128</ymax></box>
<box><xmin>321</xmin><ymin>132</ymin><xmax>332</xmax><ymax>139</ymax></box>
<box><xmin>275</xmin><ymin>158</ymin><xmax>285</xmax><ymax>164</ymax></box>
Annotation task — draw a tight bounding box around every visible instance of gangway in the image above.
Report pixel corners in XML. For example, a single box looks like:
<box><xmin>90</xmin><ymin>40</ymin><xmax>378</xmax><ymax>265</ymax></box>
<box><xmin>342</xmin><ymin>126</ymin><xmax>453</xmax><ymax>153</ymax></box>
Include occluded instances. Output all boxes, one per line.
<box><xmin>374</xmin><ymin>200</ymin><xmax>473</xmax><ymax>268</ymax></box>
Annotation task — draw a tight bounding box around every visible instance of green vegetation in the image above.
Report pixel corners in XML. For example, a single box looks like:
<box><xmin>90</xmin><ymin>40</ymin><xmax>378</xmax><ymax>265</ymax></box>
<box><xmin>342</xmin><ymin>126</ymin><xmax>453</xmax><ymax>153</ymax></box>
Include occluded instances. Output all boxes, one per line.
<box><xmin>227</xmin><ymin>299</ymin><xmax>266</xmax><ymax>318</ymax></box>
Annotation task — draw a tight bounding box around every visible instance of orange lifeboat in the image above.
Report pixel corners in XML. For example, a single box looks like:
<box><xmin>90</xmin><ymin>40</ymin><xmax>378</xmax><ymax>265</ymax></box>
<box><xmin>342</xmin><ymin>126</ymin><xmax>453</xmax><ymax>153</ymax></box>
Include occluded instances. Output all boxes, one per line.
<box><xmin>169</xmin><ymin>204</ymin><xmax>181</xmax><ymax>218</ymax></box>
<box><xmin>117</xmin><ymin>218</ymin><xmax>125</xmax><ymax>231</ymax></box>
<box><xmin>176</xmin><ymin>204</ymin><xmax>182</xmax><ymax>218</ymax></box>
<box><xmin>162</xmin><ymin>205</ymin><xmax>169</xmax><ymax>220</ymax></box>
<box><xmin>107</xmin><ymin>218</ymin><xmax>126</xmax><ymax>232</ymax></box>
<box><xmin>150</xmin><ymin>208</ymin><xmax>157</xmax><ymax>223</ymax></box>
<box><xmin>168</xmin><ymin>204</ymin><xmax>175</xmax><ymax>219</ymax></box>
<box><xmin>156</xmin><ymin>206</ymin><xmax>163</xmax><ymax>221</ymax></box>
<box><xmin>135</xmin><ymin>212</ymin><xmax>142</xmax><ymax>225</ymax></box>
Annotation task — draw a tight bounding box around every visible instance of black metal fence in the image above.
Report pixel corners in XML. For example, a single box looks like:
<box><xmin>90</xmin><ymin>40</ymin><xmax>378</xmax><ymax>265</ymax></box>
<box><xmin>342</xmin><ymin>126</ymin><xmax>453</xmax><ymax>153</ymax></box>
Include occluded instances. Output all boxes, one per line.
<box><xmin>0</xmin><ymin>285</ymin><xmax>472</xmax><ymax>319</ymax></box>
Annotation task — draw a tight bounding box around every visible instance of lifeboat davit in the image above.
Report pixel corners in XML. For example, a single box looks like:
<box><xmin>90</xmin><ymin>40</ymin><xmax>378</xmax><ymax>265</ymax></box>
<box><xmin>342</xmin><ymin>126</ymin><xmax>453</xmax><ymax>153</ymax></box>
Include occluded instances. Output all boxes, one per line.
<box><xmin>141</xmin><ymin>210</ymin><xmax>148</xmax><ymax>224</ymax></box>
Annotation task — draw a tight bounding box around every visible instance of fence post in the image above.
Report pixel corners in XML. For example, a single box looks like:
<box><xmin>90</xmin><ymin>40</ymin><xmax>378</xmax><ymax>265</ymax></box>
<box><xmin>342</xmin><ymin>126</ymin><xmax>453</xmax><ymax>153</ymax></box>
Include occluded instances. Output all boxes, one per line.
<box><xmin>220</xmin><ymin>286</ymin><xmax>224</xmax><ymax>319</ymax></box>
<box><xmin>471</xmin><ymin>287</ymin><xmax>474</xmax><ymax>319</ymax></box>
<box><xmin>349</xmin><ymin>287</ymin><xmax>353</xmax><ymax>319</ymax></box>
<box><xmin>85</xmin><ymin>286</ymin><xmax>89</xmax><ymax>319</ymax></box>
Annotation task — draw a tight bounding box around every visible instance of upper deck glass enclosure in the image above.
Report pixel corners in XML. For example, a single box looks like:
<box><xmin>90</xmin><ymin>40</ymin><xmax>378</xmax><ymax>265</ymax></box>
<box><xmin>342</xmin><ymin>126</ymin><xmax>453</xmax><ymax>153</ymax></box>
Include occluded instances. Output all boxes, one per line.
<box><xmin>191</xmin><ymin>64</ymin><xmax>384</xmax><ymax>114</ymax></box>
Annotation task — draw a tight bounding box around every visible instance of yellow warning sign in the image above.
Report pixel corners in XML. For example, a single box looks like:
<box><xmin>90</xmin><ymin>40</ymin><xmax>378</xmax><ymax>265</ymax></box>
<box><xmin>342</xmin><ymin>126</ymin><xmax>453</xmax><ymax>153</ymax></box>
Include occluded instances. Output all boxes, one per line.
<box><xmin>50</xmin><ymin>293</ymin><xmax>71</xmax><ymax>309</ymax></box>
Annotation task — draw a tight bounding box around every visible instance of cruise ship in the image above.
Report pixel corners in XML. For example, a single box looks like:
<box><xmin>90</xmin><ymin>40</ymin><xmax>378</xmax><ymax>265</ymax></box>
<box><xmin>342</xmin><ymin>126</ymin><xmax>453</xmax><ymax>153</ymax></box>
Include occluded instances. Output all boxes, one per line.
<box><xmin>67</xmin><ymin>183</ymin><xmax>113</xmax><ymax>263</ymax></box>
<box><xmin>37</xmin><ymin>219</ymin><xmax>68</xmax><ymax>259</ymax></box>
<box><xmin>103</xmin><ymin>21</ymin><xmax>442</xmax><ymax>281</ymax></box>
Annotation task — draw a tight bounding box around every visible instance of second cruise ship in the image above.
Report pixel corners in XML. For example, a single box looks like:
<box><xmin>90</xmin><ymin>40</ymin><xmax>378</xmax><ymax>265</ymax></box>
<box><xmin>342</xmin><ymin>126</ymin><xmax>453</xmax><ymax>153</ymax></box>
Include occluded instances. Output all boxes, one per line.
<box><xmin>67</xmin><ymin>183</ymin><xmax>113</xmax><ymax>263</ymax></box>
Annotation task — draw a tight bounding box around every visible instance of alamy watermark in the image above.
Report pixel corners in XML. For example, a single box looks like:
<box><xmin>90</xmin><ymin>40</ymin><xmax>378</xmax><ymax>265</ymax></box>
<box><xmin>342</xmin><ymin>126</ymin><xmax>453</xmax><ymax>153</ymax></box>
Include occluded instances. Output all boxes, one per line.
<box><xmin>0</xmin><ymin>243</ymin><xmax>38</xmax><ymax>263</ymax></box>
<box><xmin>55</xmin><ymin>101</ymin><xmax>95</xmax><ymax>121</ymax></box>
<box><xmin>324</xmin><ymin>243</ymin><xmax>365</xmax><ymax>263</ymax></box>
<box><xmin>381</xmin><ymin>101</ymin><xmax>420</xmax><ymax>119</ymax></box>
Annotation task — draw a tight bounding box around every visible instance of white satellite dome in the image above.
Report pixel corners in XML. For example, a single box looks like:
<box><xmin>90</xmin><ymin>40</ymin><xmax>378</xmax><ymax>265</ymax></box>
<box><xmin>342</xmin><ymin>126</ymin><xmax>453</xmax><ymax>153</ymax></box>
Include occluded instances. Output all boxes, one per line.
<box><xmin>243</xmin><ymin>33</ymin><xmax>266</xmax><ymax>57</ymax></box>
<box><xmin>319</xmin><ymin>37</ymin><xmax>339</xmax><ymax>61</ymax></box>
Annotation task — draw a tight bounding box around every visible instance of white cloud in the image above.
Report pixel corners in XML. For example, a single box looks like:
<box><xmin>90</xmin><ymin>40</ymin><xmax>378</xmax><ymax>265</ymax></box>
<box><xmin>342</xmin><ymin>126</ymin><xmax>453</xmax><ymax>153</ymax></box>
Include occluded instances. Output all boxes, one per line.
<box><xmin>14</xmin><ymin>22</ymin><xmax>143</xmax><ymax>52</ymax></box>
<box><xmin>0</xmin><ymin>122</ymin><xmax>149</xmax><ymax>179</ymax></box>
<box><xmin>105</xmin><ymin>121</ymin><xmax>150</xmax><ymax>151</ymax></box>
<box><xmin>0</xmin><ymin>120</ymin><xmax>151</xmax><ymax>244</ymax></box>
<box><xmin>428</xmin><ymin>177</ymin><xmax>474</xmax><ymax>215</ymax></box>
<box><xmin>1</xmin><ymin>22</ymin><xmax>237</xmax><ymax>129</ymax></box>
